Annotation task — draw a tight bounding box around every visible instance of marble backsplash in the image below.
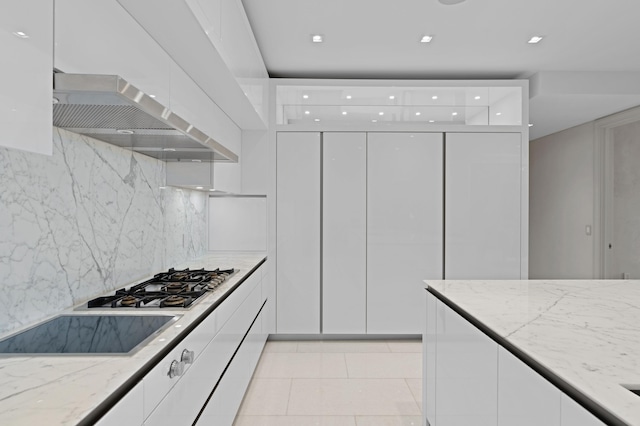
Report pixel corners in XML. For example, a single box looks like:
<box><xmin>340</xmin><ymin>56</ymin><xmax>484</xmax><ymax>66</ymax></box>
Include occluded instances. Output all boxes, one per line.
<box><xmin>0</xmin><ymin>128</ymin><xmax>207</xmax><ymax>335</ymax></box>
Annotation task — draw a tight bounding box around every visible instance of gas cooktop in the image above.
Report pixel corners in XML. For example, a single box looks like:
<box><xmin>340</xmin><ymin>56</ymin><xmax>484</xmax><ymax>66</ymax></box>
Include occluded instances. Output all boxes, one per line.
<box><xmin>86</xmin><ymin>267</ymin><xmax>235</xmax><ymax>309</ymax></box>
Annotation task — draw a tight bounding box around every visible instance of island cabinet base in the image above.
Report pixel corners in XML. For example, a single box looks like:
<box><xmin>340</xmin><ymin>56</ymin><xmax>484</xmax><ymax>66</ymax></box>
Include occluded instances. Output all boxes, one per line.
<box><xmin>424</xmin><ymin>291</ymin><xmax>605</xmax><ymax>426</ymax></box>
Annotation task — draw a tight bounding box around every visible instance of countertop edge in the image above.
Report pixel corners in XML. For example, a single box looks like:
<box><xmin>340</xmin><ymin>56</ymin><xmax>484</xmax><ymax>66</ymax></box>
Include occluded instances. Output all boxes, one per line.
<box><xmin>426</xmin><ymin>285</ymin><xmax>629</xmax><ymax>426</ymax></box>
<box><xmin>77</xmin><ymin>256</ymin><xmax>267</xmax><ymax>426</ymax></box>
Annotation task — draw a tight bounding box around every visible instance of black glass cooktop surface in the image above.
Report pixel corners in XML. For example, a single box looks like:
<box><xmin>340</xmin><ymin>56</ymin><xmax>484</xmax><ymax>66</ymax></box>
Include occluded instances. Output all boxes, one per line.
<box><xmin>0</xmin><ymin>314</ymin><xmax>176</xmax><ymax>355</ymax></box>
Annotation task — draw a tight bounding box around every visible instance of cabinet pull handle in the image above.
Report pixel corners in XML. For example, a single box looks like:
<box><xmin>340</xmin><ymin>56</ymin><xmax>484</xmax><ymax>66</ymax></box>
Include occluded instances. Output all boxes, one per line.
<box><xmin>181</xmin><ymin>349</ymin><xmax>195</xmax><ymax>365</ymax></box>
<box><xmin>168</xmin><ymin>360</ymin><xmax>185</xmax><ymax>378</ymax></box>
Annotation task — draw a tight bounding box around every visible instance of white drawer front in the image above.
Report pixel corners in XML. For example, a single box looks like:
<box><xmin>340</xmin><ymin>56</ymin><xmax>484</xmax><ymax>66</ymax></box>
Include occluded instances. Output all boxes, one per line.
<box><xmin>195</xmin><ymin>307</ymin><xmax>267</xmax><ymax>425</ymax></box>
<box><xmin>143</xmin><ymin>309</ymin><xmax>218</xmax><ymax>419</ymax></box>
<box><xmin>145</xmin><ymin>275</ymin><xmax>265</xmax><ymax>425</ymax></box>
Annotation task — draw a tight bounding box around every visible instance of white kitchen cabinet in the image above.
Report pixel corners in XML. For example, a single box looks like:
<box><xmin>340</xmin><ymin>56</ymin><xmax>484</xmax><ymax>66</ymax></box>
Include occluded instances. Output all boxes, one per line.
<box><xmin>144</xmin><ymin>272</ymin><xmax>264</xmax><ymax>425</ymax></box>
<box><xmin>497</xmin><ymin>346</ymin><xmax>561</xmax><ymax>426</ymax></box>
<box><xmin>560</xmin><ymin>394</ymin><xmax>607</xmax><ymax>426</ymax></box>
<box><xmin>424</xmin><ymin>291</ymin><xmax>437</xmax><ymax>426</ymax></box>
<box><xmin>435</xmin><ymin>298</ymin><xmax>498</xmax><ymax>426</ymax></box>
<box><xmin>276</xmin><ymin>132</ymin><xmax>321</xmax><ymax>334</ymax></box>
<box><xmin>195</xmin><ymin>307</ymin><xmax>267</xmax><ymax>425</ymax></box>
<box><xmin>367</xmin><ymin>133</ymin><xmax>443</xmax><ymax>334</ymax></box>
<box><xmin>0</xmin><ymin>0</ymin><xmax>52</xmax><ymax>155</ymax></box>
<box><xmin>169</xmin><ymin>62</ymin><xmax>242</xmax><ymax>157</ymax></box>
<box><xmin>96</xmin><ymin>382</ymin><xmax>144</xmax><ymax>426</ymax></box>
<box><xmin>322</xmin><ymin>132</ymin><xmax>367</xmax><ymax>334</ymax></box>
<box><xmin>445</xmin><ymin>132</ymin><xmax>522</xmax><ymax>279</ymax></box>
<box><xmin>425</xmin><ymin>289</ymin><xmax>608</xmax><ymax>426</ymax></box>
<box><xmin>54</xmin><ymin>0</ymin><xmax>172</xmax><ymax>108</ymax></box>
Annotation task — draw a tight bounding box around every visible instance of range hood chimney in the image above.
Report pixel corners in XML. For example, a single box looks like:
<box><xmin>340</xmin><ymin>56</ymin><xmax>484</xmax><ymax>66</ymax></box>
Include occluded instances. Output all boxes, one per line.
<box><xmin>52</xmin><ymin>73</ymin><xmax>238</xmax><ymax>163</ymax></box>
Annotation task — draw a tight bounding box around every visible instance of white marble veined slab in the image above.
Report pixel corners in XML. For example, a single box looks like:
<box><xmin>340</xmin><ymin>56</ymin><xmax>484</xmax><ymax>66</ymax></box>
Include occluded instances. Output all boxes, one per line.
<box><xmin>0</xmin><ymin>252</ymin><xmax>266</xmax><ymax>426</ymax></box>
<box><xmin>426</xmin><ymin>279</ymin><xmax>640</xmax><ymax>425</ymax></box>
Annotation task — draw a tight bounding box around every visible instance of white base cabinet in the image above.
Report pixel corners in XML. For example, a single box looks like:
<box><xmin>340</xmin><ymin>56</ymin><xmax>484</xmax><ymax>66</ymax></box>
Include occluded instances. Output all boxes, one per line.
<box><xmin>95</xmin><ymin>382</ymin><xmax>144</xmax><ymax>426</ymax></box>
<box><xmin>425</xmin><ymin>291</ymin><xmax>607</xmax><ymax>426</ymax></box>
<box><xmin>94</xmin><ymin>262</ymin><xmax>267</xmax><ymax>426</ymax></box>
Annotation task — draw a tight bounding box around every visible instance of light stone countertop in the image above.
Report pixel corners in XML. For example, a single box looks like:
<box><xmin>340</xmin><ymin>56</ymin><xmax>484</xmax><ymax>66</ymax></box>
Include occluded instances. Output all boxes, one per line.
<box><xmin>0</xmin><ymin>252</ymin><xmax>267</xmax><ymax>426</ymax></box>
<box><xmin>426</xmin><ymin>279</ymin><xmax>640</xmax><ymax>426</ymax></box>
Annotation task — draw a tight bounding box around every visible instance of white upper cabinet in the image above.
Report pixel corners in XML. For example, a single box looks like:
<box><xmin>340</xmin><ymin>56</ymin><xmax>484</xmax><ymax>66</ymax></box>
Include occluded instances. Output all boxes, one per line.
<box><xmin>55</xmin><ymin>0</ymin><xmax>172</xmax><ymax>108</ymax></box>
<box><xmin>445</xmin><ymin>132</ymin><xmax>522</xmax><ymax>279</ymax></box>
<box><xmin>0</xmin><ymin>0</ymin><xmax>52</xmax><ymax>155</ymax></box>
<box><xmin>169</xmin><ymin>62</ymin><xmax>241</xmax><ymax>157</ymax></box>
<box><xmin>322</xmin><ymin>132</ymin><xmax>367</xmax><ymax>334</ymax></box>
<box><xmin>117</xmin><ymin>0</ymin><xmax>267</xmax><ymax>130</ymax></box>
<box><xmin>367</xmin><ymin>132</ymin><xmax>443</xmax><ymax>334</ymax></box>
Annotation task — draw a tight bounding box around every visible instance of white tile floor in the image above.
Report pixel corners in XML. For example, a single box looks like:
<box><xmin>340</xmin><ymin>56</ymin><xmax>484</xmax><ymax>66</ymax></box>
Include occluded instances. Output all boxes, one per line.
<box><xmin>233</xmin><ymin>339</ymin><xmax>422</xmax><ymax>426</ymax></box>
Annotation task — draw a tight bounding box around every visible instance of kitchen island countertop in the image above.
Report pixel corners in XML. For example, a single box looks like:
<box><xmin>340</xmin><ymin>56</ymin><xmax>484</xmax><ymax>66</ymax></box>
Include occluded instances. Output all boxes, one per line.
<box><xmin>426</xmin><ymin>279</ymin><xmax>640</xmax><ymax>426</ymax></box>
<box><xmin>0</xmin><ymin>252</ymin><xmax>266</xmax><ymax>426</ymax></box>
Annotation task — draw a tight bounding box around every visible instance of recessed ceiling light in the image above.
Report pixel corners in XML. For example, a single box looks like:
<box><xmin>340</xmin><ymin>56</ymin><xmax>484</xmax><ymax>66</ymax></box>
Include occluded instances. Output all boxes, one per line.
<box><xmin>312</xmin><ymin>34</ymin><xmax>323</xmax><ymax>43</ymax></box>
<box><xmin>305</xmin><ymin>110</ymin><xmax>310</xmax><ymax>115</ymax></box>
<box><xmin>163</xmin><ymin>148</ymin><xmax>176</xmax><ymax>152</ymax></box>
<box><xmin>416</xmin><ymin>112</ymin><xmax>421</xmax><ymax>116</ymax></box>
<box><xmin>12</xmin><ymin>31</ymin><xmax>29</xmax><ymax>39</ymax></box>
<box><xmin>159</xmin><ymin>186</ymin><xmax>167</xmax><ymax>190</ymax></box>
<box><xmin>429</xmin><ymin>120</ymin><xmax>435</xmax><ymax>123</ymax></box>
<box><xmin>432</xmin><ymin>95</ymin><xmax>438</xmax><ymax>100</ymax></box>
<box><xmin>149</xmin><ymin>94</ymin><xmax>156</xmax><ymax>98</ymax></box>
<box><xmin>420</xmin><ymin>35</ymin><xmax>433</xmax><ymax>43</ymax></box>
<box><xmin>116</xmin><ymin>129</ymin><xmax>135</xmax><ymax>134</ymax></box>
<box><xmin>196</xmin><ymin>186</ymin><xmax>203</xmax><ymax>190</ymax></box>
<box><xmin>372</xmin><ymin>119</ymin><xmax>377</xmax><ymax>122</ymax></box>
<box><xmin>496</xmin><ymin>112</ymin><xmax>502</xmax><ymax>116</ymax></box>
<box><xmin>303</xmin><ymin>94</ymin><xmax>309</xmax><ymax>99</ymax></box>
<box><xmin>528</xmin><ymin>123</ymin><xmax>534</xmax><ymax>127</ymax></box>
<box><xmin>210</xmin><ymin>188</ymin><xmax>217</xmax><ymax>191</ymax></box>
<box><xmin>379</xmin><ymin>112</ymin><xmax>384</xmax><ymax>116</ymax></box>
<box><xmin>191</xmin><ymin>159</ymin><xmax>202</xmax><ymax>162</ymax></box>
<box><xmin>314</xmin><ymin>118</ymin><xmax>320</xmax><ymax>122</ymax></box>
<box><xmin>342</xmin><ymin>111</ymin><xmax>347</xmax><ymax>115</ymax></box>
<box><xmin>346</xmin><ymin>95</ymin><xmax>352</xmax><ymax>99</ymax></box>
<box><xmin>474</xmin><ymin>96</ymin><xmax>481</xmax><ymax>100</ymax></box>
<box><xmin>389</xmin><ymin>95</ymin><xmax>395</xmax><ymax>100</ymax></box>
<box><xmin>452</xmin><ymin>112</ymin><xmax>458</xmax><ymax>116</ymax></box>
<box><xmin>528</xmin><ymin>36</ymin><xmax>543</xmax><ymax>44</ymax></box>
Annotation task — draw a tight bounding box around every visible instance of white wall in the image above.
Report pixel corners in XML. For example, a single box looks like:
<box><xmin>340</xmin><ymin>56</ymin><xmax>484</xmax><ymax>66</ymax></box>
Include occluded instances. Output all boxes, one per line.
<box><xmin>529</xmin><ymin>122</ymin><xmax>595</xmax><ymax>278</ymax></box>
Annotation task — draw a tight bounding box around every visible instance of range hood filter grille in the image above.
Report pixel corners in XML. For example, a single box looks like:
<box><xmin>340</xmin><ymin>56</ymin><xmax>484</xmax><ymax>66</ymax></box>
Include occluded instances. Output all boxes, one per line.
<box><xmin>53</xmin><ymin>104</ymin><xmax>172</xmax><ymax>130</ymax></box>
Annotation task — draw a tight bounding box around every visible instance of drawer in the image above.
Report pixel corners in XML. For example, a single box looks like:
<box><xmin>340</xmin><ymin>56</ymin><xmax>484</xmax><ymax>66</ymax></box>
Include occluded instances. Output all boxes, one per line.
<box><xmin>215</xmin><ymin>265</ymin><xmax>262</xmax><ymax>329</ymax></box>
<box><xmin>195</xmin><ymin>305</ymin><xmax>267</xmax><ymax>425</ymax></box>
<box><xmin>95</xmin><ymin>381</ymin><xmax>144</xmax><ymax>426</ymax></box>
<box><xmin>144</xmin><ymin>277</ymin><xmax>265</xmax><ymax>425</ymax></box>
<box><xmin>143</xmin><ymin>309</ymin><xmax>218</xmax><ymax>419</ymax></box>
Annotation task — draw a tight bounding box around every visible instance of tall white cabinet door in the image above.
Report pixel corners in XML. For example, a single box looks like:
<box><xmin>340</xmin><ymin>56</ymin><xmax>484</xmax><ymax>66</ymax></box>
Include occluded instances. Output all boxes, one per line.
<box><xmin>276</xmin><ymin>132</ymin><xmax>321</xmax><ymax>334</ymax></box>
<box><xmin>367</xmin><ymin>133</ymin><xmax>443</xmax><ymax>334</ymax></box>
<box><xmin>445</xmin><ymin>132</ymin><xmax>522</xmax><ymax>279</ymax></box>
<box><xmin>323</xmin><ymin>132</ymin><xmax>367</xmax><ymax>334</ymax></box>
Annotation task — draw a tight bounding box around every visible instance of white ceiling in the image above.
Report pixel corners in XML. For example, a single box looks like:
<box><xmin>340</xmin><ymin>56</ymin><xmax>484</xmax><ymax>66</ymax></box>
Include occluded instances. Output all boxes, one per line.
<box><xmin>240</xmin><ymin>0</ymin><xmax>640</xmax><ymax>139</ymax></box>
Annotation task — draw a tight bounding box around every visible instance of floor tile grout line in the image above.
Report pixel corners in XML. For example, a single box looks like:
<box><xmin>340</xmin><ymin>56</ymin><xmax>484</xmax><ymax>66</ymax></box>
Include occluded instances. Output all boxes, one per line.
<box><xmin>285</xmin><ymin>377</ymin><xmax>293</xmax><ymax>415</ymax></box>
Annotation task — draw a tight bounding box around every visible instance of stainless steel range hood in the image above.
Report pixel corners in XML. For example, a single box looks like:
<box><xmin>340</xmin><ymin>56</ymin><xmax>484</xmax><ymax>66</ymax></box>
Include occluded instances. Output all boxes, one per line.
<box><xmin>52</xmin><ymin>73</ymin><xmax>238</xmax><ymax>162</ymax></box>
